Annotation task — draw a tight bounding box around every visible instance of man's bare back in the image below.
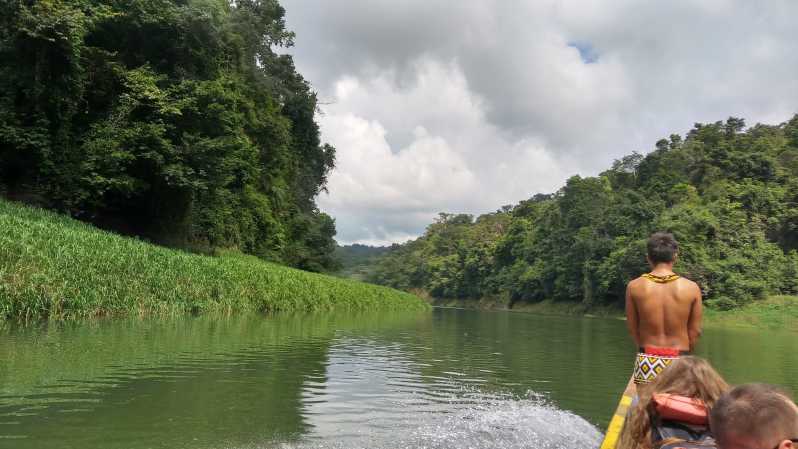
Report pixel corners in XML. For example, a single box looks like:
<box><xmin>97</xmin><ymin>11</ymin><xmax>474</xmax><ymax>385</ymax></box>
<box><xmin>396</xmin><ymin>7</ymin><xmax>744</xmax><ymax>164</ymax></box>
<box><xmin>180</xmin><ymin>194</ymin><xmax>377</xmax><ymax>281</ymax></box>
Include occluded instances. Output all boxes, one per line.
<box><xmin>627</xmin><ymin>232</ymin><xmax>702</xmax><ymax>385</ymax></box>
<box><xmin>626</xmin><ymin>273</ymin><xmax>702</xmax><ymax>352</ymax></box>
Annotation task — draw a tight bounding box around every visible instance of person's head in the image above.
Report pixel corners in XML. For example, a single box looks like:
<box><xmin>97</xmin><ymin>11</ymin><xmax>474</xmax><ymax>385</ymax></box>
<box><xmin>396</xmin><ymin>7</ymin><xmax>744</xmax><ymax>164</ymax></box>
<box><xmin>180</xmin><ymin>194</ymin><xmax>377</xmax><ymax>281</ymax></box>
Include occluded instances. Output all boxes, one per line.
<box><xmin>620</xmin><ymin>356</ymin><xmax>729</xmax><ymax>449</ymax></box>
<box><xmin>710</xmin><ymin>383</ymin><xmax>798</xmax><ymax>449</ymax></box>
<box><xmin>647</xmin><ymin>232</ymin><xmax>679</xmax><ymax>267</ymax></box>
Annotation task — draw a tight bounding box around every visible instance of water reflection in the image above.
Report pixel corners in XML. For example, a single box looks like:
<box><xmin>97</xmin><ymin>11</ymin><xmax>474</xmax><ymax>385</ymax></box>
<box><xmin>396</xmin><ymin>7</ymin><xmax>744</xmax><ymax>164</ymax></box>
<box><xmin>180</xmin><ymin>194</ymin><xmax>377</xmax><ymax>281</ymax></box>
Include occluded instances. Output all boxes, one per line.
<box><xmin>0</xmin><ymin>315</ymin><xmax>338</xmax><ymax>448</ymax></box>
<box><xmin>297</xmin><ymin>337</ymin><xmax>602</xmax><ymax>449</ymax></box>
<box><xmin>0</xmin><ymin>309</ymin><xmax>795</xmax><ymax>449</ymax></box>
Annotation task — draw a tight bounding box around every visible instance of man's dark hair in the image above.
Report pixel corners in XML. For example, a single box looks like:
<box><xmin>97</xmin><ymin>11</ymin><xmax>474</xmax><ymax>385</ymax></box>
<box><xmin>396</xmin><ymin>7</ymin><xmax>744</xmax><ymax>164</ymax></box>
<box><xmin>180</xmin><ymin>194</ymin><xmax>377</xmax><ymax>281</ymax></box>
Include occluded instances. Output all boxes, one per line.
<box><xmin>710</xmin><ymin>383</ymin><xmax>798</xmax><ymax>444</ymax></box>
<box><xmin>647</xmin><ymin>232</ymin><xmax>679</xmax><ymax>264</ymax></box>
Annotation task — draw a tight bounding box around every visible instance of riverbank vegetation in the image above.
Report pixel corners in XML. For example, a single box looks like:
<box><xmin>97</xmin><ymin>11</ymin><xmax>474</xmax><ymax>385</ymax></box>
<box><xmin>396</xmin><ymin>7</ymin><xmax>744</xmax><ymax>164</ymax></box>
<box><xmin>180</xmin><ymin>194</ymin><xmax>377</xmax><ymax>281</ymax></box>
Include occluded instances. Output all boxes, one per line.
<box><xmin>369</xmin><ymin>117</ymin><xmax>798</xmax><ymax>311</ymax></box>
<box><xmin>428</xmin><ymin>296</ymin><xmax>798</xmax><ymax>332</ymax></box>
<box><xmin>334</xmin><ymin>244</ymin><xmax>392</xmax><ymax>280</ymax></box>
<box><xmin>0</xmin><ymin>199</ymin><xmax>428</xmax><ymax>321</ymax></box>
<box><xmin>703</xmin><ymin>295</ymin><xmax>798</xmax><ymax>331</ymax></box>
<box><xmin>0</xmin><ymin>0</ymin><xmax>337</xmax><ymax>271</ymax></box>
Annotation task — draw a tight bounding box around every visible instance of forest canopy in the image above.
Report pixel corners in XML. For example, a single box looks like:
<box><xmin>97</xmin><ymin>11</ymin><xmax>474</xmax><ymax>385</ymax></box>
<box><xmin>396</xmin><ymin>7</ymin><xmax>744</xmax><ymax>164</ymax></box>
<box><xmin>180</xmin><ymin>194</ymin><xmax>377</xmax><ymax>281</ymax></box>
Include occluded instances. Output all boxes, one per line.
<box><xmin>369</xmin><ymin>116</ymin><xmax>798</xmax><ymax>310</ymax></box>
<box><xmin>0</xmin><ymin>0</ymin><xmax>337</xmax><ymax>271</ymax></box>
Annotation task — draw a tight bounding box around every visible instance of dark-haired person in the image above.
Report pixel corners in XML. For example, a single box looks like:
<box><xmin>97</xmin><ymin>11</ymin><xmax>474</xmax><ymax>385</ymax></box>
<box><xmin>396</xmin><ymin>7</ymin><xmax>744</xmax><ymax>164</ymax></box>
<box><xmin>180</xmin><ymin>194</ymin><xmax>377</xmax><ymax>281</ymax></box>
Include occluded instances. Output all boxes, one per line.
<box><xmin>710</xmin><ymin>383</ymin><xmax>798</xmax><ymax>449</ymax></box>
<box><xmin>626</xmin><ymin>232</ymin><xmax>703</xmax><ymax>384</ymax></box>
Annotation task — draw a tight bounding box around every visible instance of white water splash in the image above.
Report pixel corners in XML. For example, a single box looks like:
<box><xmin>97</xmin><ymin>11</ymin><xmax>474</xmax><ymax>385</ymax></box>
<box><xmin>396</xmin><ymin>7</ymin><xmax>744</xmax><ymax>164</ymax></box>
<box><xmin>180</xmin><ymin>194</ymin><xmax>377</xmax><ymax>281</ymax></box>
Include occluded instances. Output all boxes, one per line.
<box><xmin>273</xmin><ymin>396</ymin><xmax>602</xmax><ymax>449</ymax></box>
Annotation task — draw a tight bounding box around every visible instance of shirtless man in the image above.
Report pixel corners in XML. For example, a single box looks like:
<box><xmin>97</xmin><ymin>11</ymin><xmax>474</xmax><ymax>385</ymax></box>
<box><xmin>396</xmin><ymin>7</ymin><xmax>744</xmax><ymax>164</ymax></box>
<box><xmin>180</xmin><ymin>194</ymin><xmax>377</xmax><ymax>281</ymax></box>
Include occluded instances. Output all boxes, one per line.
<box><xmin>626</xmin><ymin>232</ymin><xmax>703</xmax><ymax>384</ymax></box>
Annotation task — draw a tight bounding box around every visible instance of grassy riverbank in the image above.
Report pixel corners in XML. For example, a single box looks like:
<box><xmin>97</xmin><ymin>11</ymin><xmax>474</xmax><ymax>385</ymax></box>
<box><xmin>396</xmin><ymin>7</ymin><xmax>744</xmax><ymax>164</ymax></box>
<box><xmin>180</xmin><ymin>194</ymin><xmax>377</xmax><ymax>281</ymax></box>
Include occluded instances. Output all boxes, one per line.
<box><xmin>430</xmin><ymin>297</ymin><xmax>623</xmax><ymax>317</ymax></box>
<box><xmin>429</xmin><ymin>295</ymin><xmax>798</xmax><ymax>331</ymax></box>
<box><xmin>0</xmin><ymin>200</ymin><xmax>428</xmax><ymax>321</ymax></box>
<box><xmin>703</xmin><ymin>296</ymin><xmax>798</xmax><ymax>331</ymax></box>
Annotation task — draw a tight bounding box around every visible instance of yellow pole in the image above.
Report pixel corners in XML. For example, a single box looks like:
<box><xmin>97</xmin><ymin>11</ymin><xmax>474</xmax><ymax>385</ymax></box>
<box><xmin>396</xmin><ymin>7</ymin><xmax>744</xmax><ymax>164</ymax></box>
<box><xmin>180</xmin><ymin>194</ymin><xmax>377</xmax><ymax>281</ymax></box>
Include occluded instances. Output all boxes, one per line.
<box><xmin>599</xmin><ymin>376</ymin><xmax>637</xmax><ymax>449</ymax></box>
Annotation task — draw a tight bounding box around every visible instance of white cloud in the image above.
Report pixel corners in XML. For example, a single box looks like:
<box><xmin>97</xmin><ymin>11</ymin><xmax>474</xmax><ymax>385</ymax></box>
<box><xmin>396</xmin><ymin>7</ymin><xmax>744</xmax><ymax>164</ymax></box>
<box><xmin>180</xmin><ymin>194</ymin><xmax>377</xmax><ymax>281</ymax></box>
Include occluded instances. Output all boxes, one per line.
<box><xmin>317</xmin><ymin>60</ymin><xmax>571</xmax><ymax>244</ymax></box>
<box><xmin>281</xmin><ymin>0</ymin><xmax>798</xmax><ymax>244</ymax></box>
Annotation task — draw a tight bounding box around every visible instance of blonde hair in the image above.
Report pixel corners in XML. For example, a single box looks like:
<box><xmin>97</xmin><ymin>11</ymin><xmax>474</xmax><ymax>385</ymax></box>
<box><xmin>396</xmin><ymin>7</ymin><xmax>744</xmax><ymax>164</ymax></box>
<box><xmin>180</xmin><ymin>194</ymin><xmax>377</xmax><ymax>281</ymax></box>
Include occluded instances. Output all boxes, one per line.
<box><xmin>619</xmin><ymin>356</ymin><xmax>730</xmax><ymax>449</ymax></box>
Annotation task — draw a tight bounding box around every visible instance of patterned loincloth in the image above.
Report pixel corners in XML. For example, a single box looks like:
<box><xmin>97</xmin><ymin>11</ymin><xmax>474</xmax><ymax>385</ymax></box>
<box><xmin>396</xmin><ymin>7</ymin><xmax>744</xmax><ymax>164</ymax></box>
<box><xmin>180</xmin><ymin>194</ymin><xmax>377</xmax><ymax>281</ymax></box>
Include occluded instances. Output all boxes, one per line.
<box><xmin>633</xmin><ymin>347</ymin><xmax>688</xmax><ymax>385</ymax></box>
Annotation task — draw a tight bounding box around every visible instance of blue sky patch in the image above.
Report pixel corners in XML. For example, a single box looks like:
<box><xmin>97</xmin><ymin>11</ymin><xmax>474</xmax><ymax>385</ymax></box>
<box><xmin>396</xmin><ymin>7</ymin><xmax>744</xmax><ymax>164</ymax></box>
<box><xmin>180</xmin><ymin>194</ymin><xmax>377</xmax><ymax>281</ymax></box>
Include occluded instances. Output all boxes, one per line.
<box><xmin>567</xmin><ymin>41</ymin><xmax>599</xmax><ymax>64</ymax></box>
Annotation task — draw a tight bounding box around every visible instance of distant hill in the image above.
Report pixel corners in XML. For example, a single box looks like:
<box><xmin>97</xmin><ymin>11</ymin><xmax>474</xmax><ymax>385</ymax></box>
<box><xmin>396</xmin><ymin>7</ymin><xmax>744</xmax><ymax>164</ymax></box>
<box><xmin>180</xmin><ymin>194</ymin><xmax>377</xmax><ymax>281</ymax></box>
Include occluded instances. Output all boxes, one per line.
<box><xmin>334</xmin><ymin>244</ymin><xmax>393</xmax><ymax>280</ymax></box>
<box><xmin>368</xmin><ymin>116</ymin><xmax>798</xmax><ymax>311</ymax></box>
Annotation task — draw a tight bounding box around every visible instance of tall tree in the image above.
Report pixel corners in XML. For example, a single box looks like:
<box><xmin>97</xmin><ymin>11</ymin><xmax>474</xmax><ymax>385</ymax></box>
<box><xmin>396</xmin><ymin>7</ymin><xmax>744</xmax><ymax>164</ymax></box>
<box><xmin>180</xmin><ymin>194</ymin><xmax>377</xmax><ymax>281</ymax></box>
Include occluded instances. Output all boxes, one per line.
<box><xmin>0</xmin><ymin>0</ymin><xmax>338</xmax><ymax>271</ymax></box>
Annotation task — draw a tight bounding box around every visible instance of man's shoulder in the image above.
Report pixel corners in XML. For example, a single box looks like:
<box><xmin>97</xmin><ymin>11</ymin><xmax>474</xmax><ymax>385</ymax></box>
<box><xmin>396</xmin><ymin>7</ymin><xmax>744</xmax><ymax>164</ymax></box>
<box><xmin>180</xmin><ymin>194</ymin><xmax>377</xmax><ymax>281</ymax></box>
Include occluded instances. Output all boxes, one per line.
<box><xmin>626</xmin><ymin>276</ymin><xmax>643</xmax><ymax>289</ymax></box>
<box><xmin>626</xmin><ymin>276</ymin><xmax>648</xmax><ymax>295</ymax></box>
<box><xmin>627</xmin><ymin>276</ymin><xmax>646</xmax><ymax>285</ymax></box>
<box><xmin>676</xmin><ymin>276</ymin><xmax>700</xmax><ymax>289</ymax></box>
<box><xmin>627</xmin><ymin>274</ymin><xmax>700</xmax><ymax>291</ymax></box>
<box><xmin>675</xmin><ymin>276</ymin><xmax>702</xmax><ymax>299</ymax></box>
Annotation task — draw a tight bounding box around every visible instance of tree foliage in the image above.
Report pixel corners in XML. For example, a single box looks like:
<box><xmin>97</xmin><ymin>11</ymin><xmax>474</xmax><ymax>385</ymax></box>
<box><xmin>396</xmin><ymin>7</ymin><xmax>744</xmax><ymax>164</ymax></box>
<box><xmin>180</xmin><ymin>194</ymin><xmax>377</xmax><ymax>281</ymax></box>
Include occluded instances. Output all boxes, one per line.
<box><xmin>370</xmin><ymin>117</ymin><xmax>798</xmax><ymax>309</ymax></box>
<box><xmin>0</xmin><ymin>0</ymin><xmax>337</xmax><ymax>270</ymax></box>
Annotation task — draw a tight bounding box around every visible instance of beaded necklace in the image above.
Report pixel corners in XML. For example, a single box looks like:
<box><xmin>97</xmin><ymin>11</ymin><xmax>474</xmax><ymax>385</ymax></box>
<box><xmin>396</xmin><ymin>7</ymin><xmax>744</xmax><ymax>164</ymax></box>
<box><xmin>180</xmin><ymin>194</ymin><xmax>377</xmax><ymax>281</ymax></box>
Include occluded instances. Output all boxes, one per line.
<box><xmin>641</xmin><ymin>273</ymin><xmax>680</xmax><ymax>283</ymax></box>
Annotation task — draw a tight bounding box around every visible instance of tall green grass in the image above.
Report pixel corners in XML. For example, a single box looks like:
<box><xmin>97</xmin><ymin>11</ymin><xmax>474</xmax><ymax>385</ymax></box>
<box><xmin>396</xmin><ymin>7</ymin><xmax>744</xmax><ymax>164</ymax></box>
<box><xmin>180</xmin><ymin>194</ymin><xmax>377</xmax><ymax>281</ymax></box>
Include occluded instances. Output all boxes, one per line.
<box><xmin>0</xmin><ymin>200</ymin><xmax>428</xmax><ymax>321</ymax></box>
<box><xmin>703</xmin><ymin>295</ymin><xmax>798</xmax><ymax>331</ymax></box>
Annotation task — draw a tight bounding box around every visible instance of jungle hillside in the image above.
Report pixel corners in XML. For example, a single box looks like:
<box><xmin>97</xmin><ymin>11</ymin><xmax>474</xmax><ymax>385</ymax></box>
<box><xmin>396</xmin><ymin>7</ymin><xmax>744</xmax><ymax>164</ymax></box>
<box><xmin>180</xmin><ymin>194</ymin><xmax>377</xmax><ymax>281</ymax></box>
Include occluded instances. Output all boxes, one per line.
<box><xmin>368</xmin><ymin>117</ymin><xmax>798</xmax><ymax>311</ymax></box>
<box><xmin>0</xmin><ymin>0</ymin><xmax>337</xmax><ymax>271</ymax></box>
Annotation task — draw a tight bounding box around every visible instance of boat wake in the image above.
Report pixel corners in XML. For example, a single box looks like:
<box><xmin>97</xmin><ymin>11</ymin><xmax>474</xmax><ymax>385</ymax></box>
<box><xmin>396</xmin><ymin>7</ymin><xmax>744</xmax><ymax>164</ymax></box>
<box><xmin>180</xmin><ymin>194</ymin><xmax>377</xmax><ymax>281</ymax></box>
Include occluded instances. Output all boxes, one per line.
<box><xmin>274</xmin><ymin>395</ymin><xmax>602</xmax><ymax>449</ymax></box>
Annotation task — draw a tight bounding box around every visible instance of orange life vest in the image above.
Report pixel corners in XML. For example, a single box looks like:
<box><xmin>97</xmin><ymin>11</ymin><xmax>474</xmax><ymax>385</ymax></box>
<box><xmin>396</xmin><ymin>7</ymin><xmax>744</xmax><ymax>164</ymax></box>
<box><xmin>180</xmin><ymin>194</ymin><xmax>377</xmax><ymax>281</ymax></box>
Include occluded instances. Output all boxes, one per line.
<box><xmin>652</xmin><ymin>393</ymin><xmax>709</xmax><ymax>426</ymax></box>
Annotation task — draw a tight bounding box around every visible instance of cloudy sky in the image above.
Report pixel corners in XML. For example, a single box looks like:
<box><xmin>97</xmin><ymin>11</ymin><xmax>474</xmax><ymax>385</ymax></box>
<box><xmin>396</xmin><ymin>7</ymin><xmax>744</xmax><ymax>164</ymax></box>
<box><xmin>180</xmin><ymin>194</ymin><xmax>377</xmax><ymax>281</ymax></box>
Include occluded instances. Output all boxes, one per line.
<box><xmin>281</xmin><ymin>0</ymin><xmax>798</xmax><ymax>245</ymax></box>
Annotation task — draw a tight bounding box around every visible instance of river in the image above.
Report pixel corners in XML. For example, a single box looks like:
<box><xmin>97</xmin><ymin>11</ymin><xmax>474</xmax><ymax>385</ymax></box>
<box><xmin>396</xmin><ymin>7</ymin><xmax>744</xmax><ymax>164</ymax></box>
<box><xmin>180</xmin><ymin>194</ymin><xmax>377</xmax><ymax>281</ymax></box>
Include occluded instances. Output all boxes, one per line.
<box><xmin>0</xmin><ymin>308</ymin><xmax>796</xmax><ymax>449</ymax></box>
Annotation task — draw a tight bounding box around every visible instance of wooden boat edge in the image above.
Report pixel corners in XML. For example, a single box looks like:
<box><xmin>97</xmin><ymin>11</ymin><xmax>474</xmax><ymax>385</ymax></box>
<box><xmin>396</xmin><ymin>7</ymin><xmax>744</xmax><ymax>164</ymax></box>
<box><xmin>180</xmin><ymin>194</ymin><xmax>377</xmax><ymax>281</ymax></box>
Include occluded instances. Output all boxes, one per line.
<box><xmin>599</xmin><ymin>376</ymin><xmax>637</xmax><ymax>449</ymax></box>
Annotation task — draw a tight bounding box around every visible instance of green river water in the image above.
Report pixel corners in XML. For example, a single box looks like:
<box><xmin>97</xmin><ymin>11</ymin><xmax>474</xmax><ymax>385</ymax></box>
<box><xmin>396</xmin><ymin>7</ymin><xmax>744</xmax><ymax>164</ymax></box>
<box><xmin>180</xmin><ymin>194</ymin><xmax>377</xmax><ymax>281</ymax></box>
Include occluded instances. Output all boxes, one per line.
<box><xmin>0</xmin><ymin>308</ymin><xmax>795</xmax><ymax>449</ymax></box>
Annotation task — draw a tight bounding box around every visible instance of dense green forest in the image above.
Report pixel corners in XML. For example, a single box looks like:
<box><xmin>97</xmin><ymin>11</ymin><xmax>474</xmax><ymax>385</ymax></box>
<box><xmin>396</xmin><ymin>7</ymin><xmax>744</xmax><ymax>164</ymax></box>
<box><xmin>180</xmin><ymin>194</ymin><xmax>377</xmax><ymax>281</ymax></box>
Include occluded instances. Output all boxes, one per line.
<box><xmin>370</xmin><ymin>117</ymin><xmax>798</xmax><ymax>310</ymax></box>
<box><xmin>334</xmin><ymin>244</ymin><xmax>391</xmax><ymax>280</ymax></box>
<box><xmin>0</xmin><ymin>0</ymin><xmax>336</xmax><ymax>271</ymax></box>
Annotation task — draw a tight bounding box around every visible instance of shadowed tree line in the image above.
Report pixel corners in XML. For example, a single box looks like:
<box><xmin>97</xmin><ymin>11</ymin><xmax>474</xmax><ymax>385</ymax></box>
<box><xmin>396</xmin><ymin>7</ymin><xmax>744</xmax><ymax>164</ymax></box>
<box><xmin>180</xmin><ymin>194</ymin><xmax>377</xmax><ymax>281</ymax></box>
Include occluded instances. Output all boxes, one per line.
<box><xmin>0</xmin><ymin>0</ymin><xmax>336</xmax><ymax>271</ymax></box>
<box><xmin>370</xmin><ymin>117</ymin><xmax>798</xmax><ymax>310</ymax></box>
<box><xmin>333</xmin><ymin>244</ymin><xmax>392</xmax><ymax>281</ymax></box>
